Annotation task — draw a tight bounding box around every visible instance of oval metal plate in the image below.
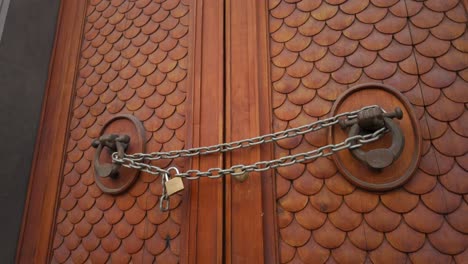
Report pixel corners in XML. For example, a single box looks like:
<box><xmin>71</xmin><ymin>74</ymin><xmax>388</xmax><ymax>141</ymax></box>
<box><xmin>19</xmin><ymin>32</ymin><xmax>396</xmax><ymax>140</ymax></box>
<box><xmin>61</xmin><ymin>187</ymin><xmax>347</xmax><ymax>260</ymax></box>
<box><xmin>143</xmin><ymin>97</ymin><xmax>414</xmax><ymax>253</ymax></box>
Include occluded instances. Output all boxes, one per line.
<box><xmin>94</xmin><ymin>115</ymin><xmax>145</xmax><ymax>194</ymax></box>
<box><xmin>329</xmin><ymin>83</ymin><xmax>422</xmax><ymax>191</ymax></box>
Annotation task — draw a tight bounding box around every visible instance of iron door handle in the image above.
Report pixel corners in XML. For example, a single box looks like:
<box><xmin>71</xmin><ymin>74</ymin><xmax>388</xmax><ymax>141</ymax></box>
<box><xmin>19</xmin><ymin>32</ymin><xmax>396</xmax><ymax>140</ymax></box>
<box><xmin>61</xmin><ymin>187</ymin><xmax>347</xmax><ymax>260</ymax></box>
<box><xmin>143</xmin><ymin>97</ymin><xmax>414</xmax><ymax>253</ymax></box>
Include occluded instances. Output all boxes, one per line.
<box><xmin>92</xmin><ymin>134</ymin><xmax>130</xmax><ymax>178</ymax></box>
<box><xmin>341</xmin><ymin>107</ymin><xmax>405</xmax><ymax>170</ymax></box>
<box><xmin>349</xmin><ymin>117</ymin><xmax>405</xmax><ymax>169</ymax></box>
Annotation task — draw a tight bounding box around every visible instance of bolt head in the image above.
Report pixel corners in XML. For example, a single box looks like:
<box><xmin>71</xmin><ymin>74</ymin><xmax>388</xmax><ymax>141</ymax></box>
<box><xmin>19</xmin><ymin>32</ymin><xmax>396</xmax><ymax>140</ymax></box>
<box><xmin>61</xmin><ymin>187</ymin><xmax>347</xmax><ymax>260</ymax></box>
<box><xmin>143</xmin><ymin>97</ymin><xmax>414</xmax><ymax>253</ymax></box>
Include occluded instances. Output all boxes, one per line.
<box><xmin>394</xmin><ymin>107</ymin><xmax>403</xmax><ymax>119</ymax></box>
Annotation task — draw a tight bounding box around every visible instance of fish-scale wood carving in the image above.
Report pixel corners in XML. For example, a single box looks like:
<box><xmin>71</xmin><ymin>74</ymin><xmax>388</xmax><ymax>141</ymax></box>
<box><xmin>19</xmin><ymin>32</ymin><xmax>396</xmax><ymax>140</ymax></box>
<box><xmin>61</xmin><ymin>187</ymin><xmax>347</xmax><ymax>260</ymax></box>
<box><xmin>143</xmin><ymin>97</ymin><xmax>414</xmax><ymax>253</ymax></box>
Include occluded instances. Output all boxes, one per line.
<box><xmin>270</xmin><ymin>0</ymin><xmax>467</xmax><ymax>263</ymax></box>
<box><xmin>52</xmin><ymin>0</ymin><xmax>189</xmax><ymax>263</ymax></box>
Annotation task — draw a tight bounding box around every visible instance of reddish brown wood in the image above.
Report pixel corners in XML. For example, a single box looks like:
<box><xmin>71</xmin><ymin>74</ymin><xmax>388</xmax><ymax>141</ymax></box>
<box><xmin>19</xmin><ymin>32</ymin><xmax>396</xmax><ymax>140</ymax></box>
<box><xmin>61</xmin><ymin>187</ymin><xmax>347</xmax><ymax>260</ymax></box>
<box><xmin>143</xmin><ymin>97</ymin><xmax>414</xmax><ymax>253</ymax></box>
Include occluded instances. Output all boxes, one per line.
<box><xmin>16</xmin><ymin>1</ymin><xmax>88</xmax><ymax>262</ymax></box>
<box><xmin>181</xmin><ymin>0</ymin><xmax>224</xmax><ymax>263</ymax></box>
<box><xmin>17</xmin><ymin>0</ymin><xmax>467</xmax><ymax>263</ymax></box>
<box><xmin>225</xmin><ymin>0</ymin><xmax>278</xmax><ymax>263</ymax></box>
<box><xmin>268</xmin><ymin>0</ymin><xmax>467</xmax><ymax>263</ymax></box>
<box><xmin>19</xmin><ymin>0</ymin><xmax>192</xmax><ymax>263</ymax></box>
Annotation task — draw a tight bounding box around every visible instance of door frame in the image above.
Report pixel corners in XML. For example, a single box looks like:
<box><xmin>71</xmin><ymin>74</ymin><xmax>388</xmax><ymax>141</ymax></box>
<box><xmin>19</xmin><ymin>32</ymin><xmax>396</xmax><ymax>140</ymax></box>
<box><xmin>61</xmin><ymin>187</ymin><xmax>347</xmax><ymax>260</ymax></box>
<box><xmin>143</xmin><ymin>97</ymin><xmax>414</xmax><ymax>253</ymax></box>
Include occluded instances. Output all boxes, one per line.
<box><xmin>16</xmin><ymin>1</ymin><xmax>88</xmax><ymax>262</ymax></box>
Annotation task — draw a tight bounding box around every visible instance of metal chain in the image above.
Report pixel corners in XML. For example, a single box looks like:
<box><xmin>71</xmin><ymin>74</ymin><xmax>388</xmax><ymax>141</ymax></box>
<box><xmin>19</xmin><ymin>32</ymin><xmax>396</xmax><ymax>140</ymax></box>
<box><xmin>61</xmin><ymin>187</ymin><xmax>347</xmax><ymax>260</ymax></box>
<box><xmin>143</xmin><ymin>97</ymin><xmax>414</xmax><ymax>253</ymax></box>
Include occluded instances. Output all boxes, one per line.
<box><xmin>111</xmin><ymin>105</ymin><xmax>387</xmax><ymax>179</ymax></box>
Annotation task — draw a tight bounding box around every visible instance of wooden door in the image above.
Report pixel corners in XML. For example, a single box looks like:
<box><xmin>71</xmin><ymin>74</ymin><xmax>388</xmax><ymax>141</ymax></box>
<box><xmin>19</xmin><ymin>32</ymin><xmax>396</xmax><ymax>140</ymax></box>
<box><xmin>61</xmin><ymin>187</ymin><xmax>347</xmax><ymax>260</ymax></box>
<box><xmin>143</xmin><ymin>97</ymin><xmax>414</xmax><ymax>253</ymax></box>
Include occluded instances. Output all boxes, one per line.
<box><xmin>17</xmin><ymin>0</ymin><xmax>226</xmax><ymax>262</ymax></box>
<box><xmin>17</xmin><ymin>0</ymin><xmax>262</xmax><ymax>263</ymax></box>
<box><xmin>17</xmin><ymin>0</ymin><xmax>467</xmax><ymax>263</ymax></box>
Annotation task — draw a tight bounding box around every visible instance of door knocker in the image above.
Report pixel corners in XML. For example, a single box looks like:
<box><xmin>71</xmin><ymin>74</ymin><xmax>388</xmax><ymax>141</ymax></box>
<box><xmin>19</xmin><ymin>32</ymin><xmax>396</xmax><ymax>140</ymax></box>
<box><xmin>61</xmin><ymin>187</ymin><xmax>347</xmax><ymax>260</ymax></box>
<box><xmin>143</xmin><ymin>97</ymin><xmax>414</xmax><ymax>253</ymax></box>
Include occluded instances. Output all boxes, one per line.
<box><xmin>92</xmin><ymin>134</ymin><xmax>130</xmax><ymax>178</ymax></box>
<box><xmin>340</xmin><ymin>107</ymin><xmax>405</xmax><ymax>170</ymax></box>
<box><xmin>329</xmin><ymin>83</ymin><xmax>422</xmax><ymax>191</ymax></box>
<box><xmin>92</xmin><ymin>115</ymin><xmax>145</xmax><ymax>194</ymax></box>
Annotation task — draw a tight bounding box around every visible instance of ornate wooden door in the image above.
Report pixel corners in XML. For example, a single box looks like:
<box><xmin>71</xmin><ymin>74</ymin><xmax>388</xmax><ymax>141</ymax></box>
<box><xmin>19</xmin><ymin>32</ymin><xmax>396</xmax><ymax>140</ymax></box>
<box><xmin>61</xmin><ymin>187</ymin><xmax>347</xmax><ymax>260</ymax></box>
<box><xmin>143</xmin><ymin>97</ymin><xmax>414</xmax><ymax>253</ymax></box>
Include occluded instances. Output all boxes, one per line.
<box><xmin>18</xmin><ymin>0</ymin><xmax>263</xmax><ymax>262</ymax></box>
<box><xmin>17</xmin><ymin>0</ymin><xmax>467</xmax><ymax>263</ymax></box>
<box><xmin>18</xmin><ymin>0</ymin><xmax>227</xmax><ymax>262</ymax></box>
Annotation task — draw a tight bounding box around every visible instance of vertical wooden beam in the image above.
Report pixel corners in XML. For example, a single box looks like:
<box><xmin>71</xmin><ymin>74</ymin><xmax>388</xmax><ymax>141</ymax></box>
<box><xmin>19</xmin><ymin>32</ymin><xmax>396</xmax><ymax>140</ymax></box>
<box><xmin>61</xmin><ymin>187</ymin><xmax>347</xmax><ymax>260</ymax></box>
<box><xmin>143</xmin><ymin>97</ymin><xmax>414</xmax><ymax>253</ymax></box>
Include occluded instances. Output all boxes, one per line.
<box><xmin>225</xmin><ymin>0</ymin><xmax>278</xmax><ymax>263</ymax></box>
<box><xmin>181</xmin><ymin>0</ymin><xmax>225</xmax><ymax>263</ymax></box>
<box><xmin>16</xmin><ymin>1</ymin><xmax>87</xmax><ymax>262</ymax></box>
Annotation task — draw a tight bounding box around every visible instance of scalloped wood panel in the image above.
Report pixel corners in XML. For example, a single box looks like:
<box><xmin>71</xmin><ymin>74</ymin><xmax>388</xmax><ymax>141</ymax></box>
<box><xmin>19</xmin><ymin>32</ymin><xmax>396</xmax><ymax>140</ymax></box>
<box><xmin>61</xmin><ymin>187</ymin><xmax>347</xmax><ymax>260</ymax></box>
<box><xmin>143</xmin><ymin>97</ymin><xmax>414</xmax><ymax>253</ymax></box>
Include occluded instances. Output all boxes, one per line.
<box><xmin>269</xmin><ymin>0</ymin><xmax>467</xmax><ymax>263</ymax></box>
<box><xmin>51</xmin><ymin>0</ymin><xmax>190</xmax><ymax>263</ymax></box>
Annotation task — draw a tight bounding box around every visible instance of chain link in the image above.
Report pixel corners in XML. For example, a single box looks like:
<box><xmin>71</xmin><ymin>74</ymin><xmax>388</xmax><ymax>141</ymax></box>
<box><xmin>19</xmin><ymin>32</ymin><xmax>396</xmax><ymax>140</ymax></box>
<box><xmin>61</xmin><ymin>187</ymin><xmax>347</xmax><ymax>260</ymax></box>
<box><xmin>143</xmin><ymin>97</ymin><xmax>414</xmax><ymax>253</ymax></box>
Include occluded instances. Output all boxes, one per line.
<box><xmin>112</xmin><ymin>105</ymin><xmax>387</xmax><ymax>179</ymax></box>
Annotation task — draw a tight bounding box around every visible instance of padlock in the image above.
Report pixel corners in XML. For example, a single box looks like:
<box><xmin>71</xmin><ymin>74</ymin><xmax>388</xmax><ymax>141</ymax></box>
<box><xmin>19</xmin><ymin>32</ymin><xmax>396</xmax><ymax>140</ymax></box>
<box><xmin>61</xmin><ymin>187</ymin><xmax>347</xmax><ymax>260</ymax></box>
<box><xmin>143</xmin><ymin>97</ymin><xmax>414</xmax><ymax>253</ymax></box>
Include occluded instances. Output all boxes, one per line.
<box><xmin>163</xmin><ymin>167</ymin><xmax>184</xmax><ymax>196</ymax></box>
<box><xmin>165</xmin><ymin>176</ymin><xmax>184</xmax><ymax>196</ymax></box>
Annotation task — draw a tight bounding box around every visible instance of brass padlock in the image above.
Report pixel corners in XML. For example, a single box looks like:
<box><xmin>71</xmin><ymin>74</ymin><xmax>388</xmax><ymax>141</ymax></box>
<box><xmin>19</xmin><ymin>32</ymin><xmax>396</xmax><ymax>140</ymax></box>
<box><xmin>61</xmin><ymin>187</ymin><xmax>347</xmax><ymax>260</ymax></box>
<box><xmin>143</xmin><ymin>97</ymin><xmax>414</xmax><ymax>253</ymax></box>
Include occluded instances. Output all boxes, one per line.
<box><xmin>165</xmin><ymin>176</ymin><xmax>184</xmax><ymax>196</ymax></box>
<box><xmin>164</xmin><ymin>167</ymin><xmax>185</xmax><ymax>196</ymax></box>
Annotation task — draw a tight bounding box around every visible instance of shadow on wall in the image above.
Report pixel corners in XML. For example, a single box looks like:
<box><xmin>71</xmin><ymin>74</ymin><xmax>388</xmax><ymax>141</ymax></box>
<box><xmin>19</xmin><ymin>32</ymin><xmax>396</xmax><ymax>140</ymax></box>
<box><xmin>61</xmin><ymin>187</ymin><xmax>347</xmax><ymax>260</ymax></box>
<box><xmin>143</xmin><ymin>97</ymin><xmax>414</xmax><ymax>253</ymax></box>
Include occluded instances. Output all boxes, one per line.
<box><xmin>0</xmin><ymin>0</ymin><xmax>60</xmax><ymax>262</ymax></box>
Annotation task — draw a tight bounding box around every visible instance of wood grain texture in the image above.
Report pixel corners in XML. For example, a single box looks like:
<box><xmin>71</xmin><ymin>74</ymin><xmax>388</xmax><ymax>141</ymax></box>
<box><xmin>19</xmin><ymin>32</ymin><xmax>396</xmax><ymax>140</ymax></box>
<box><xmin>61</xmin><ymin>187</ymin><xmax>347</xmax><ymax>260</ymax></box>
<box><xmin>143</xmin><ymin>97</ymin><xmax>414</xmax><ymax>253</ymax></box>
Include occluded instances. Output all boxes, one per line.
<box><xmin>16</xmin><ymin>1</ymin><xmax>88</xmax><ymax>263</ymax></box>
<box><xmin>181</xmin><ymin>0</ymin><xmax>225</xmax><ymax>263</ymax></box>
<box><xmin>269</xmin><ymin>0</ymin><xmax>468</xmax><ymax>263</ymax></box>
<box><xmin>225</xmin><ymin>0</ymin><xmax>278</xmax><ymax>263</ymax></box>
<box><xmin>18</xmin><ymin>0</ymin><xmax>467</xmax><ymax>263</ymax></box>
<box><xmin>44</xmin><ymin>0</ymin><xmax>192</xmax><ymax>263</ymax></box>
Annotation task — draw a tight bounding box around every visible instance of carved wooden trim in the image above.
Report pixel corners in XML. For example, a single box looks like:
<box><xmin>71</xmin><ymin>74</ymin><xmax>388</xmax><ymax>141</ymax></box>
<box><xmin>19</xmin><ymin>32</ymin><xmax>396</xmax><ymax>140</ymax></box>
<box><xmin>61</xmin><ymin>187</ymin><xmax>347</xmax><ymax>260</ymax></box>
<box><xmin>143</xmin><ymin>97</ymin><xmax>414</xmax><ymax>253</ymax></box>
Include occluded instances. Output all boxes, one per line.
<box><xmin>16</xmin><ymin>1</ymin><xmax>88</xmax><ymax>262</ymax></box>
<box><xmin>181</xmin><ymin>0</ymin><xmax>225</xmax><ymax>263</ymax></box>
<box><xmin>225</xmin><ymin>0</ymin><xmax>278</xmax><ymax>262</ymax></box>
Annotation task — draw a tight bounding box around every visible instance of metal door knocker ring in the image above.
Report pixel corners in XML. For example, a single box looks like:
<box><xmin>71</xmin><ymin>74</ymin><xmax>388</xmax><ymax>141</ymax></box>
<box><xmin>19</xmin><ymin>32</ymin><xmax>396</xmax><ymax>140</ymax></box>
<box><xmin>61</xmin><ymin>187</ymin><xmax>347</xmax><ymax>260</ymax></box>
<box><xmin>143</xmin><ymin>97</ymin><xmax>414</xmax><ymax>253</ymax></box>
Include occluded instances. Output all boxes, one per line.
<box><xmin>341</xmin><ymin>107</ymin><xmax>405</xmax><ymax>170</ymax></box>
<box><xmin>92</xmin><ymin>134</ymin><xmax>130</xmax><ymax>178</ymax></box>
<box><xmin>330</xmin><ymin>83</ymin><xmax>422</xmax><ymax>191</ymax></box>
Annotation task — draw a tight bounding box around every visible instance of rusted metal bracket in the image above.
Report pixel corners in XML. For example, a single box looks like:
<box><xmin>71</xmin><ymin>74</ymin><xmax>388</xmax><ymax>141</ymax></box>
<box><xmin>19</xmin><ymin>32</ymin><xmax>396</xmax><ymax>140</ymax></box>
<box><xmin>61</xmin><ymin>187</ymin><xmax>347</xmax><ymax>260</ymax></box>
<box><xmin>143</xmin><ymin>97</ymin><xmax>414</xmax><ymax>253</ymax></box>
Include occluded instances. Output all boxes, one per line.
<box><xmin>92</xmin><ymin>134</ymin><xmax>130</xmax><ymax>178</ymax></box>
<box><xmin>340</xmin><ymin>107</ymin><xmax>405</xmax><ymax>169</ymax></box>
